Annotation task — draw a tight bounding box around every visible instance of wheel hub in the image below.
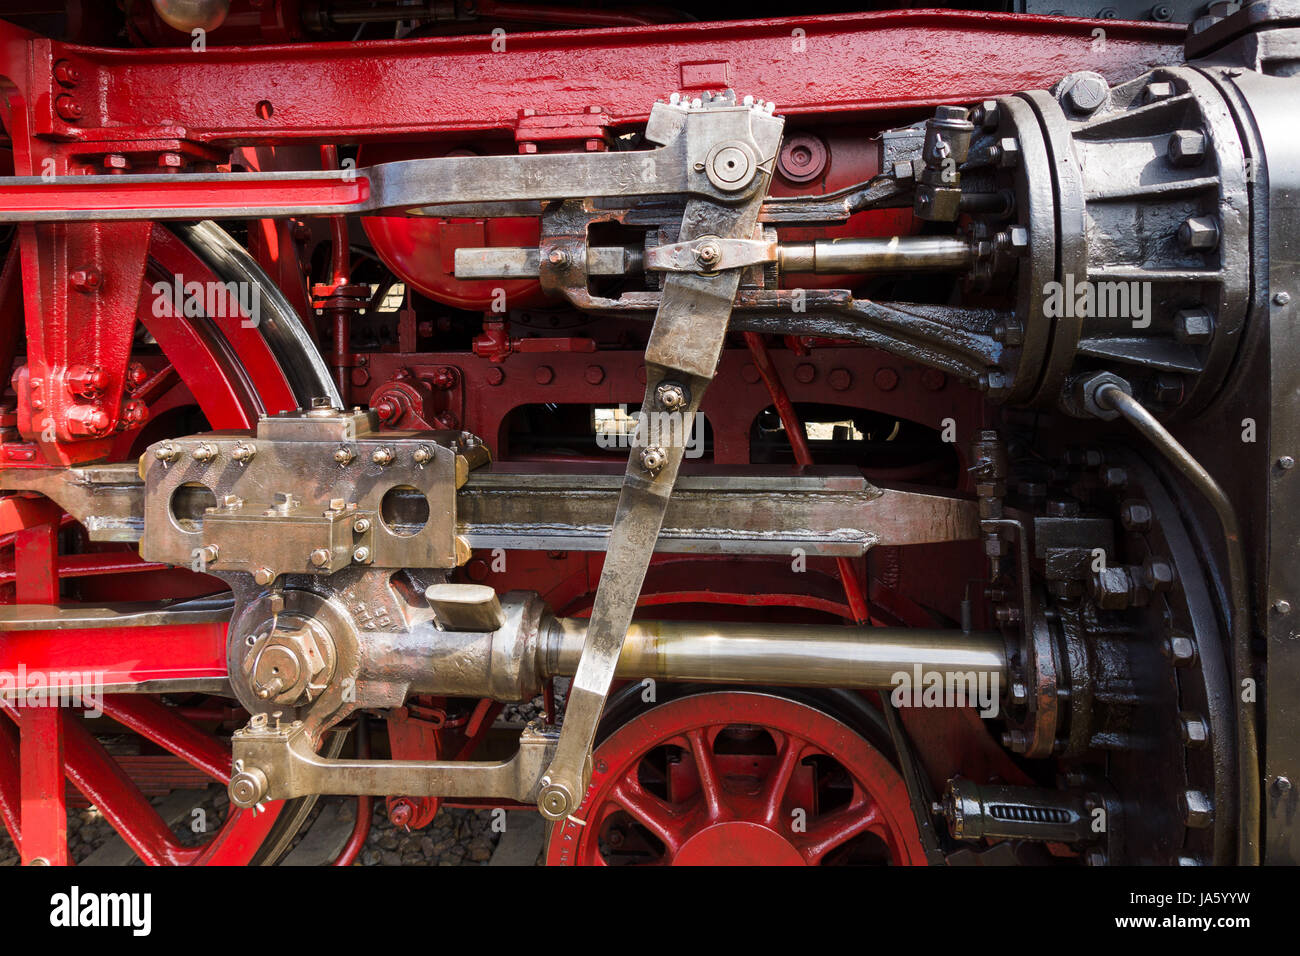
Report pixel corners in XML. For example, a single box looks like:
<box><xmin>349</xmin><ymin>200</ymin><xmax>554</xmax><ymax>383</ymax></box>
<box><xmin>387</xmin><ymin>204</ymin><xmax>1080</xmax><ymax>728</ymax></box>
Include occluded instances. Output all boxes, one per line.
<box><xmin>674</xmin><ymin>820</ymin><xmax>807</xmax><ymax>866</ymax></box>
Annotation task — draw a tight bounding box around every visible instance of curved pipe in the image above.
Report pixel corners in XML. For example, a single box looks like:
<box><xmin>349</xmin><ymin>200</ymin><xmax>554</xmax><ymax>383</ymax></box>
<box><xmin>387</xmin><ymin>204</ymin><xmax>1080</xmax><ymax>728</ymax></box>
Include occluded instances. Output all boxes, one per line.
<box><xmin>174</xmin><ymin>221</ymin><xmax>341</xmax><ymax>409</ymax></box>
<box><xmin>332</xmin><ymin>714</ymin><xmax>372</xmax><ymax>867</ymax></box>
<box><xmin>1095</xmin><ymin>381</ymin><xmax>1258</xmax><ymax>865</ymax></box>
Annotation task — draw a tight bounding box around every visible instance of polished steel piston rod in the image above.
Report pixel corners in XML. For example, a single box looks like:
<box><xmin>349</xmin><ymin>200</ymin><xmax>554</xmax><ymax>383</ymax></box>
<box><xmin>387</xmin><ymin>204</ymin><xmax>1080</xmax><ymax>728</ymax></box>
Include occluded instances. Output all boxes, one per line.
<box><xmin>402</xmin><ymin>595</ymin><xmax>1007</xmax><ymax>701</ymax></box>
<box><xmin>544</xmin><ymin>617</ymin><xmax>1005</xmax><ymax>689</ymax></box>
<box><xmin>777</xmin><ymin>236</ymin><xmax>974</xmax><ymax>273</ymax></box>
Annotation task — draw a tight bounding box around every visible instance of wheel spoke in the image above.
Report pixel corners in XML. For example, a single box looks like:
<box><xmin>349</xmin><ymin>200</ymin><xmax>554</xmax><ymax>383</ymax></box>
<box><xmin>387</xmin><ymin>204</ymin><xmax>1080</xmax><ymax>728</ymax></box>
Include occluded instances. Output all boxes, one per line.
<box><xmin>611</xmin><ymin>778</ymin><xmax>689</xmax><ymax>855</ymax></box>
<box><xmin>794</xmin><ymin>798</ymin><xmax>883</xmax><ymax>864</ymax></box>
<box><xmin>61</xmin><ymin>711</ymin><xmax>200</xmax><ymax>866</ymax></box>
<box><xmin>760</xmin><ymin>734</ymin><xmax>806</xmax><ymax>828</ymax></box>
<box><xmin>685</xmin><ymin>728</ymin><xmax>726</xmax><ymax>821</ymax></box>
<box><xmin>101</xmin><ymin>695</ymin><xmax>232</xmax><ymax>784</ymax></box>
<box><xmin>0</xmin><ymin>714</ymin><xmax>19</xmax><ymax>844</ymax></box>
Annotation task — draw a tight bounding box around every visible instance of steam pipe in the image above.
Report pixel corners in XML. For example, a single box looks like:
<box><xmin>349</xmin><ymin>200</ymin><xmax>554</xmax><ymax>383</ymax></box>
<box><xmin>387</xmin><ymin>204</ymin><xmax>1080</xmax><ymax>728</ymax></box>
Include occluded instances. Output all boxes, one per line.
<box><xmin>1093</xmin><ymin>380</ymin><xmax>1258</xmax><ymax>866</ymax></box>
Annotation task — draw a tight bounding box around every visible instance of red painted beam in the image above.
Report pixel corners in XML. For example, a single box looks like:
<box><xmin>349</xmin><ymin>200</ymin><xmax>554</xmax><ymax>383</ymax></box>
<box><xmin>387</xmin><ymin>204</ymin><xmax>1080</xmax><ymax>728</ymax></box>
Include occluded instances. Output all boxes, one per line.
<box><xmin>0</xmin><ymin>174</ymin><xmax>367</xmax><ymax>219</ymax></box>
<box><xmin>4</xmin><ymin>12</ymin><xmax>1184</xmax><ymax>146</ymax></box>
<box><xmin>18</xmin><ymin>706</ymin><xmax>67</xmax><ymax>865</ymax></box>
<box><xmin>0</xmin><ymin>622</ymin><xmax>227</xmax><ymax>688</ymax></box>
<box><xmin>0</xmin><ymin>496</ymin><xmax>61</xmax><ymax>536</ymax></box>
<box><xmin>13</xmin><ymin>521</ymin><xmax>57</xmax><ymax>605</ymax></box>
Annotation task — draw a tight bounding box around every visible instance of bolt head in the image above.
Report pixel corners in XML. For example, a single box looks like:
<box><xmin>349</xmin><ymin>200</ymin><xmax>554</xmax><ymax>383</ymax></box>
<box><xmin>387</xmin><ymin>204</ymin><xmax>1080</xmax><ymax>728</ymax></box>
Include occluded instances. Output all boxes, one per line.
<box><xmin>353</xmin><ymin>517</ymin><xmax>371</xmax><ymax>534</ymax></box>
<box><xmin>655</xmin><ymin>382</ymin><xmax>687</xmax><ymax>411</ymax></box>
<box><xmin>996</xmin><ymin>137</ymin><xmax>1021</xmax><ymax>168</ymax></box>
<box><xmin>1180</xmin><ymin>790</ymin><xmax>1214</xmax><ymax>829</ymax></box>
<box><xmin>1120</xmin><ymin>501</ymin><xmax>1152</xmax><ymax>531</ymax></box>
<box><xmin>639</xmin><ymin>445</ymin><xmax>667</xmax><ymax>474</ymax></box>
<box><xmin>1173</xmin><ymin>308</ymin><xmax>1215</xmax><ymax>344</ymax></box>
<box><xmin>1180</xmin><ymin>713</ymin><xmax>1210</xmax><ymax>747</ymax></box>
<box><xmin>1165</xmin><ymin>634</ymin><xmax>1197</xmax><ymax>666</ymax></box>
<box><xmin>1064</xmin><ymin>73</ymin><xmax>1108</xmax><ymax>114</ymax></box>
<box><xmin>372</xmin><ymin>447</ymin><xmax>395</xmax><ymax>466</ymax></box>
<box><xmin>695</xmin><ymin>241</ymin><xmax>721</xmax><ymax>267</ymax></box>
<box><xmin>1178</xmin><ymin>216</ymin><xmax>1220</xmax><ymax>252</ymax></box>
<box><xmin>352</xmin><ymin>546</ymin><xmax>371</xmax><ymax>563</ymax></box>
<box><xmin>1167</xmin><ymin>129</ymin><xmax>1207</xmax><ymax>166</ymax></box>
<box><xmin>1275</xmin><ymin>599</ymin><xmax>1293</xmax><ymax>615</ymax></box>
<box><xmin>253</xmin><ymin>567</ymin><xmax>275</xmax><ymax>586</ymax></box>
<box><xmin>1144</xmin><ymin>80</ymin><xmax>1176</xmax><ymax>102</ymax></box>
<box><xmin>309</xmin><ymin>548</ymin><xmax>331</xmax><ymax>568</ymax></box>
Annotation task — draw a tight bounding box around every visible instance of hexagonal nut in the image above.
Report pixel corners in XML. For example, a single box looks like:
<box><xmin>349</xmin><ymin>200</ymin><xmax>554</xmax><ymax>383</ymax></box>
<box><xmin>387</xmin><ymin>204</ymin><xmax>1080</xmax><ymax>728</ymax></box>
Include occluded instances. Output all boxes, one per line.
<box><xmin>1177</xmin><ymin>216</ymin><xmax>1220</xmax><ymax>252</ymax></box>
<box><xmin>1120</xmin><ymin>499</ymin><xmax>1153</xmax><ymax>531</ymax></box>
<box><xmin>1073</xmin><ymin>371</ymin><xmax>1132</xmax><ymax>421</ymax></box>
<box><xmin>1180</xmin><ymin>789</ymin><xmax>1214</xmax><ymax>829</ymax></box>
<box><xmin>1144</xmin><ymin>558</ymin><xmax>1176</xmax><ymax>591</ymax></box>
<box><xmin>1164</xmin><ymin>633</ymin><xmax>1198</xmax><ymax>666</ymax></box>
<box><xmin>655</xmin><ymin>382</ymin><xmax>688</xmax><ymax>411</ymax></box>
<box><xmin>639</xmin><ymin>445</ymin><xmax>667</xmax><ymax>475</ymax></box>
<box><xmin>1167</xmin><ymin>129</ymin><xmax>1207</xmax><ymax>167</ymax></box>
<box><xmin>250</xmin><ymin>623</ymin><xmax>333</xmax><ymax>704</ymax></box>
<box><xmin>1091</xmin><ymin>566</ymin><xmax>1135</xmax><ymax>610</ymax></box>
<box><xmin>1180</xmin><ymin>712</ymin><xmax>1209</xmax><ymax>748</ymax></box>
<box><xmin>1171</xmin><ymin>309</ymin><xmax>1216</xmax><ymax>348</ymax></box>
<box><xmin>914</xmin><ymin>184</ymin><xmax>962</xmax><ymax>221</ymax></box>
<box><xmin>996</xmin><ymin>137</ymin><xmax>1021</xmax><ymax>169</ymax></box>
<box><xmin>976</xmin><ymin>99</ymin><xmax>1000</xmax><ymax>130</ymax></box>
<box><xmin>1144</xmin><ymin>80</ymin><xmax>1176</xmax><ymax>103</ymax></box>
<box><xmin>1101</xmin><ymin>465</ymin><xmax>1128</xmax><ymax>490</ymax></box>
<box><xmin>1152</xmin><ymin>373</ymin><xmax>1185</xmax><ymax>406</ymax></box>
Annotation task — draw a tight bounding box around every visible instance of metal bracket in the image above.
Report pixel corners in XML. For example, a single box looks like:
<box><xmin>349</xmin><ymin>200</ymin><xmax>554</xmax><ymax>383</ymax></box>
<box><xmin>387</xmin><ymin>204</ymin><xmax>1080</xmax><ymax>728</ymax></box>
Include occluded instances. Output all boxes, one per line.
<box><xmin>228</xmin><ymin>714</ymin><xmax>558</xmax><ymax>807</ymax></box>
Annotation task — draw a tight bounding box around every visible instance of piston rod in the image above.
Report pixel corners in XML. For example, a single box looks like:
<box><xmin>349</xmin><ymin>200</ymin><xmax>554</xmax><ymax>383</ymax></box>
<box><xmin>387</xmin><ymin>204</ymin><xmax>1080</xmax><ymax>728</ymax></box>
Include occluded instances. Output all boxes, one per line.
<box><xmin>402</xmin><ymin>604</ymin><xmax>1007</xmax><ymax>701</ymax></box>
<box><xmin>544</xmin><ymin>618</ymin><xmax>1005</xmax><ymax>688</ymax></box>
<box><xmin>777</xmin><ymin>236</ymin><xmax>974</xmax><ymax>273</ymax></box>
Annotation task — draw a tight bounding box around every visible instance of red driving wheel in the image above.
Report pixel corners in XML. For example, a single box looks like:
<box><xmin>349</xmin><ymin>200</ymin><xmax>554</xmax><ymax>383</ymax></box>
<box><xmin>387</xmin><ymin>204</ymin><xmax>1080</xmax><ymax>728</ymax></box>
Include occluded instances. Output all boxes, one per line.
<box><xmin>547</xmin><ymin>691</ymin><xmax>927</xmax><ymax>866</ymax></box>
